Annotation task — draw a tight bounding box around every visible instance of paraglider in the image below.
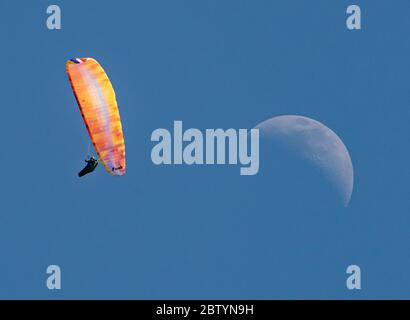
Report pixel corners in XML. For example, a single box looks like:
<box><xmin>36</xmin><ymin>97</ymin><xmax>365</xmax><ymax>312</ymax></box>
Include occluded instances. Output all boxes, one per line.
<box><xmin>78</xmin><ymin>156</ymin><xmax>99</xmax><ymax>177</ymax></box>
<box><xmin>66</xmin><ymin>58</ymin><xmax>126</xmax><ymax>177</ymax></box>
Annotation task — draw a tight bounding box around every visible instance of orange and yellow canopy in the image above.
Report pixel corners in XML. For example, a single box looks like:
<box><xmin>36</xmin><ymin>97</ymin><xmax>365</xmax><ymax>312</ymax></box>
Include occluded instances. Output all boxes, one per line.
<box><xmin>66</xmin><ymin>58</ymin><xmax>125</xmax><ymax>176</ymax></box>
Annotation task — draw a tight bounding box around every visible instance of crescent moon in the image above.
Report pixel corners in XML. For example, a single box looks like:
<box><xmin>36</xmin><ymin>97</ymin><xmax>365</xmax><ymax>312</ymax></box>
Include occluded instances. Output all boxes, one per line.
<box><xmin>255</xmin><ymin>115</ymin><xmax>354</xmax><ymax>207</ymax></box>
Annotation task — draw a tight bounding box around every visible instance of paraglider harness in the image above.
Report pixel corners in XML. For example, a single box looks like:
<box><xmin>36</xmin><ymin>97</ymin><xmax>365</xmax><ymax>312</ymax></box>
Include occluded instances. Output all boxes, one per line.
<box><xmin>78</xmin><ymin>156</ymin><xmax>99</xmax><ymax>177</ymax></box>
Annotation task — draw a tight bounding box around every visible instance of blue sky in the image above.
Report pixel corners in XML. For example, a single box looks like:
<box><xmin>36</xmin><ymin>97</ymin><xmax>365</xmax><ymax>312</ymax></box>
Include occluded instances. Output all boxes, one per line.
<box><xmin>0</xmin><ymin>0</ymin><xmax>410</xmax><ymax>299</ymax></box>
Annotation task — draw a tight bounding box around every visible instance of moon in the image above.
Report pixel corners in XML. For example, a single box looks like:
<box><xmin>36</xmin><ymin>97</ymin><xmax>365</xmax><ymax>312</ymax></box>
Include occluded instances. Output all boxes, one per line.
<box><xmin>255</xmin><ymin>115</ymin><xmax>354</xmax><ymax>207</ymax></box>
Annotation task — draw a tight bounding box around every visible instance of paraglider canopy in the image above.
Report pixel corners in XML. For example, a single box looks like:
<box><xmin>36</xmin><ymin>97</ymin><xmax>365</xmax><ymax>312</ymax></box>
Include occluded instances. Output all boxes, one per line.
<box><xmin>66</xmin><ymin>58</ymin><xmax>126</xmax><ymax>176</ymax></box>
